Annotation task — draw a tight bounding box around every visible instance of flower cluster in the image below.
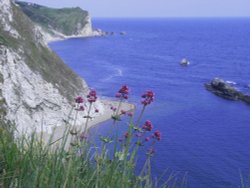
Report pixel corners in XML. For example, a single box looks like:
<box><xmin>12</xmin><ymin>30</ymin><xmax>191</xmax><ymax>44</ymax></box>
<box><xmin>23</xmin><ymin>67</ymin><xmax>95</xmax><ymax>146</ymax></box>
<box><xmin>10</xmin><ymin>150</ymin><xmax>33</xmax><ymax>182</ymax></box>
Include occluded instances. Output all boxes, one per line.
<box><xmin>121</xmin><ymin>110</ymin><xmax>126</xmax><ymax>115</ymax></box>
<box><xmin>79</xmin><ymin>105</ymin><xmax>85</xmax><ymax>111</ymax></box>
<box><xmin>127</xmin><ymin>112</ymin><xmax>133</xmax><ymax>117</ymax></box>
<box><xmin>87</xmin><ymin>90</ymin><xmax>97</xmax><ymax>103</ymax></box>
<box><xmin>74</xmin><ymin>85</ymin><xmax>162</xmax><ymax>159</ymax></box>
<box><xmin>115</xmin><ymin>85</ymin><xmax>129</xmax><ymax>100</ymax></box>
<box><xmin>120</xmin><ymin>118</ymin><xmax>161</xmax><ymax>154</ymax></box>
<box><xmin>152</xmin><ymin>130</ymin><xmax>161</xmax><ymax>141</ymax></box>
<box><xmin>141</xmin><ymin>90</ymin><xmax>155</xmax><ymax>106</ymax></box>
<box><xmin>142</xmin><ymin>120</ymin><xmax>153</xmax><ymax>131</ymax></box>
<box><xmin>75</xmin><ymin>96</ymin><xmax>84</xmax><ymax>104</ymax></box>
<box><xmin>74</xmin><ymin>96</ymin><xmax>85</xmax><ymax>111</ymax></box>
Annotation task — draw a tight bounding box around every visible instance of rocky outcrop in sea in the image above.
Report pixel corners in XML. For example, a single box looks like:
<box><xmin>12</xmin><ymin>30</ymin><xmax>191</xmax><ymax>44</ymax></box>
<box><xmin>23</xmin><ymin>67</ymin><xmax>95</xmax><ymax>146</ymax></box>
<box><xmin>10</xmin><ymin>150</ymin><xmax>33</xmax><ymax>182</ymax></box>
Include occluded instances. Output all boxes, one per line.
<box><xmin>205</xmin><ymin>78</ymin><xmax>250</xmax><ymax>104</ymax></box>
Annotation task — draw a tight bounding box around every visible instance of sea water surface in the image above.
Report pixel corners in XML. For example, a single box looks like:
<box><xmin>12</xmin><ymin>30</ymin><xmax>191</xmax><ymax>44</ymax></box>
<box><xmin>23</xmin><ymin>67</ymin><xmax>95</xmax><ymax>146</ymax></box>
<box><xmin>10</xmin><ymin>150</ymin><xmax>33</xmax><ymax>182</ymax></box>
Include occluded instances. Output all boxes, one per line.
<box><xmin>50</xmin><ymin>18</ymin><xmax>250</xmax><ymax>188</ymax></box>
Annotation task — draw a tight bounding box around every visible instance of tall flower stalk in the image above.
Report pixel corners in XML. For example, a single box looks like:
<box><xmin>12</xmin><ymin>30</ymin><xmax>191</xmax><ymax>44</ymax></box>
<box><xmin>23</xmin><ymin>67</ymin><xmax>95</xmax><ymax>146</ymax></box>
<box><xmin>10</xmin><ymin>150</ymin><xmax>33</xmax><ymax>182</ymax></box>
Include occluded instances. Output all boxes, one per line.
<box><xmin>112</xmin><ymin>85</ymin><xmax>129</xmax><ymax>123</ymax></box>
<box><xmin>69</xmin><ymin>96</ymin><xmax>85</xmax><ymax>146</ymax></box>
<box><xmin>83</xmin><ymin>90</ymin><xmax>97</xmax><ymax>135</ymax></box>
<box><xmin>135</xmin><ymin>90</ymin><xmax>155</xmax><ymax>126</ymax></box>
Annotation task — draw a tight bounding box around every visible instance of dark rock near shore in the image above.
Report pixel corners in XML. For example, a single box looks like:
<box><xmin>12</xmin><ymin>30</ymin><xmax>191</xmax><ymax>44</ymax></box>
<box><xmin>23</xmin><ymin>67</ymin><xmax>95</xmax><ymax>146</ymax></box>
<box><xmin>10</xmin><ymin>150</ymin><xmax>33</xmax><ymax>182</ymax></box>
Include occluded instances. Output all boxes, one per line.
<box><xmin>205</xmin><ymin>78</ymin><xmax>250</xmax><ymax>104</ymax></box>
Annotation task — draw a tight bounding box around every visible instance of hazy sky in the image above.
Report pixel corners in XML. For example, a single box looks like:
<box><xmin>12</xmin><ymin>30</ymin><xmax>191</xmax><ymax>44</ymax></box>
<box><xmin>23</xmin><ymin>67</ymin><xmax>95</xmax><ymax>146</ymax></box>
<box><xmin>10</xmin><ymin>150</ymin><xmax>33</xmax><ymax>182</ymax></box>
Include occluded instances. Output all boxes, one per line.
<box><xmin>22</xmin><ymin>0</ymin><xmax>250</xmax><ymax>18</ymax></box>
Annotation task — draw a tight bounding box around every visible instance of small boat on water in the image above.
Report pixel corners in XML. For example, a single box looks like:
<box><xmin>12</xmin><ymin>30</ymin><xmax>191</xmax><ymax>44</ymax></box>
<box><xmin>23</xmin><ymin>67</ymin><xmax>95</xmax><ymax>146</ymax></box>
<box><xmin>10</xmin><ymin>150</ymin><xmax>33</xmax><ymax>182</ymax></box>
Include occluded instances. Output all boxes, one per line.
<box><xmin>180</xmin><ymin>58</ymin><xmax>190</xmax><ymax>66</ymax></box>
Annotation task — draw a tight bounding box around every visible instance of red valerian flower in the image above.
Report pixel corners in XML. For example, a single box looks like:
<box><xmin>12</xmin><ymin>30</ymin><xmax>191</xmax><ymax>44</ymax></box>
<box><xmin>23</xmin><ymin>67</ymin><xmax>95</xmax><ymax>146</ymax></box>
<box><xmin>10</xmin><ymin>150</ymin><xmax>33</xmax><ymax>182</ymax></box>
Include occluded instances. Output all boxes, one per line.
<box><xmin>127</xmin><ymin>112</ymin><xmax>133</xmax><ymax>117</ymax></box>
<box><xmin>87</xmin><ymin>90</ymin><xmax>97</xmax><ymax>103</ymax></box>
<box><xmin>141</xmin><ymin>90</ymin><xmax>155</xmax><ymax>106</ymax></box>
<box><xmin>116</xmin><ymin>85</ymin><xmax>129</xmax><ymax>100</ymax></box>
<box><xmin>95</xmin><ymin>109</ymin><xmax>99</xmax><ymax>113</ymax></box>
<box><xmin>153</xmin><ymin>130</ymin><xmax>161</xmax><ymax>141</ymax></box>
<box><xmin>121</xmin><ymin>110</ymin><xmax>126</xmax><ymax>115</ymax></box>
<box><xmin>142</xmin><ymin>120</ymin><xmax>153</xmax><ymax>131</ymax></box>
<box><xmin>75</xmin><ymin>96</ymin><xmax>84</xmax><ymax>104</ymax></box>
<box><xmin>124</xmin><ymin>132</ymin><xmax>129</xmax><ymax>139</ymax></box>
<box><xmin>79</xmin><ymin>105</ymin><xmax>85</xmax><ymax>111</ymax></box>
<box><xmin>79</xmin><ymin>132</ymin><xmax>88</xmax><ymax>141</ymax></box>
<box><xmin>145</xmin><ymin>137</ymin><xmax>150</xmax><ymax>142</ymax></box>
<box><xmin>119</xmin><ymin>85</ymin><xmax>129</xmax><ymax>95</ymax></box>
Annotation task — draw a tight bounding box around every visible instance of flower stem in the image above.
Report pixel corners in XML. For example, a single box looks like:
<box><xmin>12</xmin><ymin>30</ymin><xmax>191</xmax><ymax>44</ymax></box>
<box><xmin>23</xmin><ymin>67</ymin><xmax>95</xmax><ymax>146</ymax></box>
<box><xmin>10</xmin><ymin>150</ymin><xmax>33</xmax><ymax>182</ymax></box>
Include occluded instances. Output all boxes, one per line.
<box><xmin>135</xmin><ymin>105</ymin><xmax>146</xmax><ymax>126</ymax></box>
<box><xmin>83</xmin><ymin>102</ymin><xmax>93</xmax><ymax>134</ymax></box>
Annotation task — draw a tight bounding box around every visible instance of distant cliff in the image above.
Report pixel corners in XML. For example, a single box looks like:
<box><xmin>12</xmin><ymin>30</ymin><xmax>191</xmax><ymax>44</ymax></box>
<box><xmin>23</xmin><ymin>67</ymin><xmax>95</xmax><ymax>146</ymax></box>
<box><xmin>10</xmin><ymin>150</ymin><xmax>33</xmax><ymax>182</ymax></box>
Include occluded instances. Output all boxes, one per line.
<box><xmin>15</xmin><ymin>1</ymin><xmax>105</xmax><ymax>42</ymax></box>
<box><xmin>0</xmin><ymin>0</ymin><xmax>103</xmax><ymax>134</ymax></box>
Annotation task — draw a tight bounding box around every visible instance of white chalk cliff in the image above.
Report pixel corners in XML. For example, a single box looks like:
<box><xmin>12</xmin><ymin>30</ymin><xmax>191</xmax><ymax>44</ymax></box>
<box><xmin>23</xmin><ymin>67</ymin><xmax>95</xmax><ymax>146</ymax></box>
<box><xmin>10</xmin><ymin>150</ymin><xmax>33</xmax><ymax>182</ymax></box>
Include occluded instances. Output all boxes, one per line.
<box><xmin>15</xmin><ymin>1</ymin><xmax>106</xmax><ymax>43</ymax></box>
<box><xmin>0</xmin><ymin>0</ymin><xmax>104</xmax><ymax>134</ymax></box>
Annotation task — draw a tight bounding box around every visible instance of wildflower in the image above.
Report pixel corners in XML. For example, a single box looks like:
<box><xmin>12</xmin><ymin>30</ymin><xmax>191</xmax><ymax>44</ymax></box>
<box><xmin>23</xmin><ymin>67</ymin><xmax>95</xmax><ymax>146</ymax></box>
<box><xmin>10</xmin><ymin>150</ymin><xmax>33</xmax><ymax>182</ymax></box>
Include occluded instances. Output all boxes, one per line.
<box><xmin>87</xmin><ymin>90</ymin><xmax>97</xmax><ymax>103</ymax></box>
<box><xmin>145</xmin><ymin>137</ymin><xmax>150</xmax><ymax>142</ymax></box>
<box><xmin>141</xmin><ymin>90</ymin><xmax>155</xmax><ymax>106</ymax></box>
<box><xmin>119</xmin><ymin>85</ymin><xmax>129</xmax><ymax>95</ymax></box>
<box><xmin>153</xmin><ymin>130</ymin><xmax>161</xmax><ymax>141</ymax></box>
<box><xmin>79</xmin><ymin>132</ymin><xmax>88</xmax><ymax>141</ymax></box>
<box><xmin>95</xmin><ymin>109</ymin><xmax>99</xmax><ymax>113</ymax></box>
<box><xmin>79</xmin><ymin>105</ymin><xmax>85</xmax><ymax>111</ymax></box>
<box><xmin>75</xmin><ymin>96</ymin><xmax>84</xmax><ymax>104</ymax></box>
<box><xmin>142</xmin><ymin>120</ymin><xmax>153</xmax><ymax>132</ymax></box>
<box><xmin>116</xmin><ymin>85</ymin><xmax>129</xmax><ymax>100</ymax></box>
<box><xmin>121</xmin><ymin>110</ymin><xmax>126</xmax><ymax>115</ymax></box>
<box><xmin>124</xmin><ymin>132</ymin><xmax>129</xmax><ymax>139</ymax></box>
<box><xmin>127</xmin><ymin>112</ymin><xmax>133</xmax><ymax>117</ymax></box>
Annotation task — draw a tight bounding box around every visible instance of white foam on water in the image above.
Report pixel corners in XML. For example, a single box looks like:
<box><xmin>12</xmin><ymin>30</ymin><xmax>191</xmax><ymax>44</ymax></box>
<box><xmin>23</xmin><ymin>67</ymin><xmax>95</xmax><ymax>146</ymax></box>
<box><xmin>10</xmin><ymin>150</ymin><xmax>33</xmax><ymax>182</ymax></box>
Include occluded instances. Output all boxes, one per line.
<box><xmin>226</xmin><ymin>80</ymin><xmax>237</xmax><ymax>85</ymax></box>
<box><xmin>103</xmin><ymin>67</ymin><xmax>123</xmax><ymax>81</ymax></box>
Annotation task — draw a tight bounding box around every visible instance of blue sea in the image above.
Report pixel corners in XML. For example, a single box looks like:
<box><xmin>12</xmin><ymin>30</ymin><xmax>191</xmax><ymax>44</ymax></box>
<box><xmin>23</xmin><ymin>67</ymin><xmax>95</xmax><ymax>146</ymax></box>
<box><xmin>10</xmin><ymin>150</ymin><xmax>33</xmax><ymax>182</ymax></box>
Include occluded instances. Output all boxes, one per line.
<box><xmin>50</xmin><ymin>18</ymin><xmax>250</xmax><ymax>188</ymax></box>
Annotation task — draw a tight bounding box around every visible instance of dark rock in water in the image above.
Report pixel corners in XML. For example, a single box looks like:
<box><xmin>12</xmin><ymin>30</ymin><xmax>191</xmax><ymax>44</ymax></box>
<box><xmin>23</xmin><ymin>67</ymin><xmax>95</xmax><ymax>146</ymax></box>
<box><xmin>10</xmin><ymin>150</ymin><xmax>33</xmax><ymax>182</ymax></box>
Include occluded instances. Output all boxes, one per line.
<box><xmin>120</xmin><ymin>31</ymin><xmax>126</xmax><ymax>35</ymax></box>
<box><xmin>244</xmin><ymin>84</ymin><xmax>250</xmax><ymax>89</ymax></box>
<box><xmin>205</xmin><ymin>78</ymin><xmax>250</xmax><ymax>104</ymax></box>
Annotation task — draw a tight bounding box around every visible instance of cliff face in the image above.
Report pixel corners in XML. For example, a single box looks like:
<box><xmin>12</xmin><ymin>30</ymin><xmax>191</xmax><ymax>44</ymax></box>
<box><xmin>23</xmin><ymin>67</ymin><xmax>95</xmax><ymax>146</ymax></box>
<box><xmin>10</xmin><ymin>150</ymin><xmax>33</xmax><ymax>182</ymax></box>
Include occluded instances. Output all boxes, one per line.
<box><xmin>0</xmin><ymin>0</ymin><xmax>103</xmax><ymax>134</ymax></box>
<box><xmin>15</xmin><ymin>1</ymin><xmax>103</xmax><ymax>42</ymax></box>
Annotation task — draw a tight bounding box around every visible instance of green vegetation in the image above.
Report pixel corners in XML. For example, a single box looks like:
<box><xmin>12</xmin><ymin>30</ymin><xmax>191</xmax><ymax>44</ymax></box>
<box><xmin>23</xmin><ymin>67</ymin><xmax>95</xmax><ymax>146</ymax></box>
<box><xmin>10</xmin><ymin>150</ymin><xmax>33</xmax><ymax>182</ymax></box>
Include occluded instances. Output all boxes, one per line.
<box><xmin>0</xmin><ymin>88</ymin><xmax>186</xmax><ymax>188</ymax></box>
<box><xmin>0</xmin><ymin>34</ymin><xmax>8</xmax><ymax>46</ymax></box>
<box><xmin>16</xmin><ymin>1</ymin><xmax>89</xmax><ymax>36</ymax></box>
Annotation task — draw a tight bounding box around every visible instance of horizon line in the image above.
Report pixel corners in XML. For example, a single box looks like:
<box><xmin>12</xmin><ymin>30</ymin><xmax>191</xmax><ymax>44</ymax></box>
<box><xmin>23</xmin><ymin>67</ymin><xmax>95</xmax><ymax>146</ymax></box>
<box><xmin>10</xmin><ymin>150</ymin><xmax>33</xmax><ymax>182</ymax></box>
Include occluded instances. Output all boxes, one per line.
<box><xmin>92</xmin><ymin>16</ymin><xmax>250</xmax><ymax>19</ymax></box>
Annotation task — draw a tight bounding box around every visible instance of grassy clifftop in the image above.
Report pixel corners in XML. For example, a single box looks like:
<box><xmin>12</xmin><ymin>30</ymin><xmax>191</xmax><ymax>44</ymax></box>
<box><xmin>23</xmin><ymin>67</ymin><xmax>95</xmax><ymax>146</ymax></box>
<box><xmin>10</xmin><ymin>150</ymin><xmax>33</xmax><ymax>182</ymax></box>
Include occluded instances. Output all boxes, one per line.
<box><xmin>16</xmin><ymin>1</ymin><xmax>90</xmax><ymax>36</ymax></box>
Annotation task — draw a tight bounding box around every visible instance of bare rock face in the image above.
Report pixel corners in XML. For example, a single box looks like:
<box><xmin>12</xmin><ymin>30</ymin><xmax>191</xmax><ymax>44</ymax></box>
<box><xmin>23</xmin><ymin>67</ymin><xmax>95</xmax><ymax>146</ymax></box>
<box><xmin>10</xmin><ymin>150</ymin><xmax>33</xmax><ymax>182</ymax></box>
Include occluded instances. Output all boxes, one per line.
<box><xmin>0</xmin><ymin>0</ymin><xmax>20</xmax><ymax>38</ymax></box>
<box><xmin>205</xmin><ymin>78</ymin><xmax>250</xmax><ymax>104</ymax></box>
<box><xmin>0</xmin><ymin>0</ymin><xmax>104</xmax><ymax>134</ymax></box>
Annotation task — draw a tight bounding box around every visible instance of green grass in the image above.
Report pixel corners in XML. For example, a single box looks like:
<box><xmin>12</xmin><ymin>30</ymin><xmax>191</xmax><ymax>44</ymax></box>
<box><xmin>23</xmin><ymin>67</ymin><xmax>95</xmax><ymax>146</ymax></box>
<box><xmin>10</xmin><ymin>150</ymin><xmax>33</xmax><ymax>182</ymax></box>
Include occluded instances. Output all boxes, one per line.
<box><xmin>0</xmin><ymin>122</ymin><xmax>185</xmax><ymax>188</ymax></box>
<box><xmin>0</xmin><ymin>89</ymin><xmax>186</xmax><ymax>188</ymax></box>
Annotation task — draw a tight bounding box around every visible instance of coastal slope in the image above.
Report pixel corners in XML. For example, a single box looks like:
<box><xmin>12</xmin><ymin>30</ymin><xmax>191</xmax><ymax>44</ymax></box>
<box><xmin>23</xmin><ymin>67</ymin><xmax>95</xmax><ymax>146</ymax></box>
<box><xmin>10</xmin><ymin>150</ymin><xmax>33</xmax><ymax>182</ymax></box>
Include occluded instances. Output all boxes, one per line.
<box><xmin>15</xmin><ymin>1</ymin><xmax>104</xmax><ymax>42</ymax></box>
<box><xmin>0</xmin><ymin>0</ymin><xmax>104</xmax><ymax>134</ymax></box>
